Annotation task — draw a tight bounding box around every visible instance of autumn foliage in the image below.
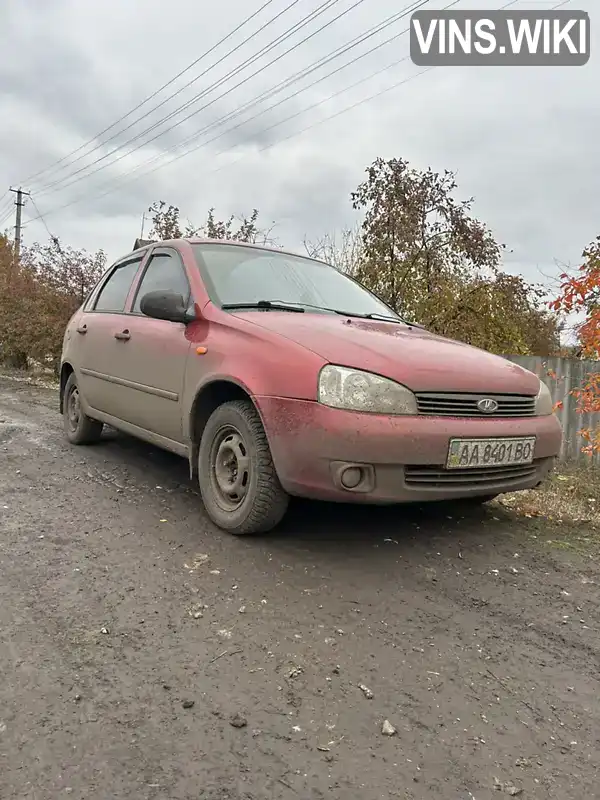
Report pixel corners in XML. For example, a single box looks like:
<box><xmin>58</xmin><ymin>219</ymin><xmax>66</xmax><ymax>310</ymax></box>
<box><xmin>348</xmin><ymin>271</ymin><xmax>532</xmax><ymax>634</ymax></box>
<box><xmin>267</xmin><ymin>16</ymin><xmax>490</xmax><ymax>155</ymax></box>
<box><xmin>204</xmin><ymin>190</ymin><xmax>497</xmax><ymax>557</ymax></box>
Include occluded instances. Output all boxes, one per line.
<box><xmin>0</xmin><ymin>233</ymin><xmax>106</xmax><ymax>373</ymax></box>
<box><xmin>551</xmin><ymin>236</ymin><xmax>600</xmax><ymax>357</ymax></box>
<box><xmin>551</xmin><ymin>236</ymin><xmax>600</xmax><ymax>453</ymax></box>
<box><xmin>310</xmin><ymin>158</ymin><xmax>562</xmax><ymax>357</ymax></box>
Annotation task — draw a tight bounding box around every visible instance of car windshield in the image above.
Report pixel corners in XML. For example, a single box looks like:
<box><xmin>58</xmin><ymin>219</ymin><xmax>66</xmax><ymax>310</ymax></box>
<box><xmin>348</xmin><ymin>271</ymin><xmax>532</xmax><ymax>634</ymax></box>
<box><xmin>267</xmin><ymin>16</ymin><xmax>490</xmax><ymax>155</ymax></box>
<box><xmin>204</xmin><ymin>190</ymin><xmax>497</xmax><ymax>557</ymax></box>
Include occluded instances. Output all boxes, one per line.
<box><xmin>192</xmin><ymin>243</ymin><xmax>401</xmax><ymax>320</ymax></box>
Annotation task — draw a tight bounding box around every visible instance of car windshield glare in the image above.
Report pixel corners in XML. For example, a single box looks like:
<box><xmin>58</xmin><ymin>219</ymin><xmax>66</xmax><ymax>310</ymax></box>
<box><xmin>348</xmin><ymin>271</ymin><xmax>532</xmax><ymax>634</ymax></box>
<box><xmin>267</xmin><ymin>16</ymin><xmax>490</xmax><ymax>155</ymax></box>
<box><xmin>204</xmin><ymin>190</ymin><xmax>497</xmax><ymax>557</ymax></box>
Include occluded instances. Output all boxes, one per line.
<box><xmin>192</xmin><ymin>243</ymin><xmax>401</xmax><ymax>319</ymax></box>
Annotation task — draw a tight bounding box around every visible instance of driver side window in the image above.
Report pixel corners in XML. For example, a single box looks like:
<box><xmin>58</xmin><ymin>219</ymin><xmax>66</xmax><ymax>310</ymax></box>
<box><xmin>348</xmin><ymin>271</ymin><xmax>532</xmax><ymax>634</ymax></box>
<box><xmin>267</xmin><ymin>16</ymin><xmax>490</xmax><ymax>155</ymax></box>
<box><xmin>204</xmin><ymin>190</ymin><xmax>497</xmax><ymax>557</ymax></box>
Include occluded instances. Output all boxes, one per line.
<box><xmin>132</xmin><ymin>250</ymin><xmax>191</xmax><ymax>314</ymax></box>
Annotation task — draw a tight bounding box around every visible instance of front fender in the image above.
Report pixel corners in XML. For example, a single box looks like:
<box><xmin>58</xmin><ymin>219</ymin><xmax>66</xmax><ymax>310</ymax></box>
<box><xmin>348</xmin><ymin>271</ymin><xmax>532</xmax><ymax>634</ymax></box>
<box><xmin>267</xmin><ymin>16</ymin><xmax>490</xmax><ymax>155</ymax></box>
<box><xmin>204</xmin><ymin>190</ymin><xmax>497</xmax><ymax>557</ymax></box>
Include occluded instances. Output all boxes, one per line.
<box><xmin>183</xmin><ymin>372</ymin><xmax>258</xmax><ymax>442</ymax></box>
<box><xmin>181</xmin><ymin>322</ymin><xmax>325</xmax><ymax>441</ymax></box>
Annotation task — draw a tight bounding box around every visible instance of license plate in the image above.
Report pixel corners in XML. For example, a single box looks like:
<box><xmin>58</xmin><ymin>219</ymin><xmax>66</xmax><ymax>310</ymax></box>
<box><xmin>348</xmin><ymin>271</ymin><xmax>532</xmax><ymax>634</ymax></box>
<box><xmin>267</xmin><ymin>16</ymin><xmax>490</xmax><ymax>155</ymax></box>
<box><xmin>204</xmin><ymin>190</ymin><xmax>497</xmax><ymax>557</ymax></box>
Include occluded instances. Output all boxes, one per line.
<box><xmin>446</xmin><ymin>436</ymin><xmax>536</xmax><ymax>470</ymax></box>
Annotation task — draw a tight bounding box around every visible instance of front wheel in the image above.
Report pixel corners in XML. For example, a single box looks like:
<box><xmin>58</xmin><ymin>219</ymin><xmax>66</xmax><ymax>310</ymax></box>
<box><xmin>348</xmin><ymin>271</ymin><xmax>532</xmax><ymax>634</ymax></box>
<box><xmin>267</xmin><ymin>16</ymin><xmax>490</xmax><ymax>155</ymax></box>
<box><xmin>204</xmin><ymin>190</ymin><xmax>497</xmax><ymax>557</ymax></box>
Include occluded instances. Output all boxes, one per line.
<box><xmin>198</xmin><ymin>400</ymin><xmax>289</xmax><ymax>535</ymax></box>
<box><xmin>62</xmin><ymin>374</ymin><xmax>104</xmax><ymax>445</ymax></box>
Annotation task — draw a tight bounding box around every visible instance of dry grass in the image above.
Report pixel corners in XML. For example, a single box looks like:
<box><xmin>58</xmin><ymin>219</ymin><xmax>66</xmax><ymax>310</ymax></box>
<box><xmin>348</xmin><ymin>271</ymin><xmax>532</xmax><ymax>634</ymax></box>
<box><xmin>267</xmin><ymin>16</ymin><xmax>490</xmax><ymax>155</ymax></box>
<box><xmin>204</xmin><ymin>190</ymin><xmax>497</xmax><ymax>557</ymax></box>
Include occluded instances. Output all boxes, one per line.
<box><xmin>499</xmin><ymin>464</ymin><xmax>600</xmax><ymax>530</ymax></box>
<box><xmin>0</xmin><ymin>364</ymin><xmax>59</xmax><ymax>389</ymax></box>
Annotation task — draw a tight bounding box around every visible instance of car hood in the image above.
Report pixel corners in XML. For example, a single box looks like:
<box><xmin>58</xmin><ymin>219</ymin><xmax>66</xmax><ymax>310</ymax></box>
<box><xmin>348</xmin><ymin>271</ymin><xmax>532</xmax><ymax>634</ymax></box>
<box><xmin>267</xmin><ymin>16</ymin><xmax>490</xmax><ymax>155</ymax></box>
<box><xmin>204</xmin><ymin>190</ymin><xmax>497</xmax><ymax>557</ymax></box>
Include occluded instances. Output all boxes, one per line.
<box><xmin>236</xmin><ymin>311</ymin><xmax>541</xmax><ymax>394</ymax></box>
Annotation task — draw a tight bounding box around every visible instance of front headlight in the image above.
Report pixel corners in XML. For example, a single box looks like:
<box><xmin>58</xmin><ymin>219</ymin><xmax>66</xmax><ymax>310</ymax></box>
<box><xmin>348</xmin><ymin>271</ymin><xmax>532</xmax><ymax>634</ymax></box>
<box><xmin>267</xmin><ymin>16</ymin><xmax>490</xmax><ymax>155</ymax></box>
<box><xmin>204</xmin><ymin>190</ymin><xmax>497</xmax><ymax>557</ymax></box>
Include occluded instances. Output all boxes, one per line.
<box><xmin>318</xmin><ymin>365</ymin><xmax>417</xmax><ymax>415</ymax></box>
<box><xmin>534</xmin><ymin>379</ymin><xmax>553</xmax><ymax>416</ymax></box>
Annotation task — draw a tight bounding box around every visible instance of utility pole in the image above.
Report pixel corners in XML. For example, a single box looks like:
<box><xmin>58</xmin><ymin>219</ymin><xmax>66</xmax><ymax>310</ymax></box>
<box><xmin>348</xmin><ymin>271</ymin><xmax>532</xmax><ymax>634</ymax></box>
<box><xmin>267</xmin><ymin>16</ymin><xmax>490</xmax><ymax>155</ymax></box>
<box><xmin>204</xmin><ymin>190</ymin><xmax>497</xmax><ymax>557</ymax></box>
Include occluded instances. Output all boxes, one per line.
<box><xmin>140</xmin><ymin>211</ymin><xmax>146</xmax><ymax>239</ymax></box>
<box><xmin>9</xmin><ymin>186</ymin><xmax>30</xmax><ymax>264</ymax></box>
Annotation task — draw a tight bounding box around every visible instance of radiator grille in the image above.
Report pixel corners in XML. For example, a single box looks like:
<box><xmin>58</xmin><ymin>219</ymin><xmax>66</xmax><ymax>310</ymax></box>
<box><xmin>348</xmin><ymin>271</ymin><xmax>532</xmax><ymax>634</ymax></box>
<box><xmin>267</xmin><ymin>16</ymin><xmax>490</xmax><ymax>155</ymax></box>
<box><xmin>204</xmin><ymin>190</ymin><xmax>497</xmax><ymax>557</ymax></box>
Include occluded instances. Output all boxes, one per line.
<box><xmin>415</xmin><ymin>392</ymin><xmax>536</xmax><ymax>418</ymax></box>
<box><xmin>404</xmin><ymin>462</ymin><xmax>538</xmax><ymax>490</ymax></box>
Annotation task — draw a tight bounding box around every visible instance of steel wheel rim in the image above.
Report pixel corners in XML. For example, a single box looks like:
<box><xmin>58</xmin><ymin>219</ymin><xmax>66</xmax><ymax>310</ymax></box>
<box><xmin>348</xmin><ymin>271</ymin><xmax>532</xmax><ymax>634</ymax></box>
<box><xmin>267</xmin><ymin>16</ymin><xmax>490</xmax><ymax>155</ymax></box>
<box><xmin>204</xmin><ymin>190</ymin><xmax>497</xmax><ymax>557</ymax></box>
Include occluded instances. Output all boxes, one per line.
<box><xmin>67</xmin><ymin>386</ymin><xmax>80</xmax><ymax>431</ymax></box>
<box><xmin>209</xmin><ymin>424</ymin><xmax>251</xmax><ymax>512</ymax></box>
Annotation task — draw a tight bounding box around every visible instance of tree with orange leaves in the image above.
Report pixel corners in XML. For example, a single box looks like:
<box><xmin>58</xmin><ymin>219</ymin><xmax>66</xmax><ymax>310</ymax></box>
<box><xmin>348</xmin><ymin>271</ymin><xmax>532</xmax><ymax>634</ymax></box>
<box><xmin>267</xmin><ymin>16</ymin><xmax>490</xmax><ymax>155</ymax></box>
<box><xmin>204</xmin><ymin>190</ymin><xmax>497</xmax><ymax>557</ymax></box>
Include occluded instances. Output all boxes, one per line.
<box><xmin>551</xmin><ymin>235</ymin><xmax>600</xmax><ymax>453</ymax></box>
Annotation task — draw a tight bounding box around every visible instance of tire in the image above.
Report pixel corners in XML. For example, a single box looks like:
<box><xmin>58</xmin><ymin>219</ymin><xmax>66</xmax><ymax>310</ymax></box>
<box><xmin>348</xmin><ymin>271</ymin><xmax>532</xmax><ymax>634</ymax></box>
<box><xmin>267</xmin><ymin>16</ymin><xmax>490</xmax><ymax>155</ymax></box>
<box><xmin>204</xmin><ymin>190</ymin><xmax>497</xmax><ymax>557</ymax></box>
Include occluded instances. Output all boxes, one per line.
<box><xmin>198</xmin><ymin>399</ymin><xmax>289</xmax><ymax>535</ymax></box>
<box><xmin>62</xmin><ymin>373</ymin><xmax>104</xmax><ymax>445</ymax></box>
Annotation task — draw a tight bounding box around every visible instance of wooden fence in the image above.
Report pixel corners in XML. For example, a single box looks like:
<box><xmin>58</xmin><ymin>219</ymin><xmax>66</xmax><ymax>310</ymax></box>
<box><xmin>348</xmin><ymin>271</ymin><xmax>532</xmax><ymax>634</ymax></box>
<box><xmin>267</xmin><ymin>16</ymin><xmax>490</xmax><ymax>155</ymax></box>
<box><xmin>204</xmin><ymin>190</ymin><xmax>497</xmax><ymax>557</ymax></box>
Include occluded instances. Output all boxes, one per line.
<box><xmin>504</xmin><ymin>355</ymin><xmax>600</xmax><ymax>465</ymax></box>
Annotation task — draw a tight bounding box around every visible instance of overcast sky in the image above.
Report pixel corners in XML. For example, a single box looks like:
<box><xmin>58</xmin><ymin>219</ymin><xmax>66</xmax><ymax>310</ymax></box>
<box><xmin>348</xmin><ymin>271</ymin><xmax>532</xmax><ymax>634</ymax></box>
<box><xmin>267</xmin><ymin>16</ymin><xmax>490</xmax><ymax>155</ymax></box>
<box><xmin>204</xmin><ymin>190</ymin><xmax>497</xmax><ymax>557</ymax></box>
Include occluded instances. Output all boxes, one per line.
<box><xmin>0</xmin><ymin>0</ymin><xmax>596</xmax><ymax>293</ymax></box>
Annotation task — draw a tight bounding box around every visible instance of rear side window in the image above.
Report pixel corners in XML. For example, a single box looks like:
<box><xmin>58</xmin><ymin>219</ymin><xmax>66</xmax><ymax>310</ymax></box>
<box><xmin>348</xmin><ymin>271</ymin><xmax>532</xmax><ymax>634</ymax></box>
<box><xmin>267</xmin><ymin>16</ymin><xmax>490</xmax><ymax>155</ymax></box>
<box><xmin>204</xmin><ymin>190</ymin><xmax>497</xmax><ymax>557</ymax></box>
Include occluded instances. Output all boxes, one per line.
<box><xmin>132</xmin><ymin>251</ymin><xmax>191</xmax><ymax>313</ymax></box>
<box><xmin>94</xmin><ymin>258</ymin><xmax>143</xmax><ymax>312</ymax></box>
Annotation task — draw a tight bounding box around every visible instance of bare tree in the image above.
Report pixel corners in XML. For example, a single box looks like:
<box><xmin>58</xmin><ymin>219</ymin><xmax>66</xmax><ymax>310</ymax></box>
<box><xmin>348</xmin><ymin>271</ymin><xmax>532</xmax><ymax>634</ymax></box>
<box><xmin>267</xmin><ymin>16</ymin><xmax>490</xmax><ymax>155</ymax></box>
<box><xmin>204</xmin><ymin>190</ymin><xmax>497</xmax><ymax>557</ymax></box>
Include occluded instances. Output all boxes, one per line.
<box><xmin>304</xmin><ymin>224</ymin><xmax>364</xmax><ymax>275</ymax></box>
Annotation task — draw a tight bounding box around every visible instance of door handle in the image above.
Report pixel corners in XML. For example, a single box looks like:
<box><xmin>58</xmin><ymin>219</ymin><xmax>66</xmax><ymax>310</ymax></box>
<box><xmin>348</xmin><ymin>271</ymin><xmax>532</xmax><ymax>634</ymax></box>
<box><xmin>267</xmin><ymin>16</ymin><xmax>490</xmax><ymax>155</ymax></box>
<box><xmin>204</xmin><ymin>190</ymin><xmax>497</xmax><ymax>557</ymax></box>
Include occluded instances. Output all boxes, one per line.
<box><xmin>76</xmin><ymin>325</ymin><xmax>87</xmax><ymax>334</ymax></box>
<box><xmin>114</xmin><ymin>330</ymin><xmax>131</xmax><ymax>341</ymax></box>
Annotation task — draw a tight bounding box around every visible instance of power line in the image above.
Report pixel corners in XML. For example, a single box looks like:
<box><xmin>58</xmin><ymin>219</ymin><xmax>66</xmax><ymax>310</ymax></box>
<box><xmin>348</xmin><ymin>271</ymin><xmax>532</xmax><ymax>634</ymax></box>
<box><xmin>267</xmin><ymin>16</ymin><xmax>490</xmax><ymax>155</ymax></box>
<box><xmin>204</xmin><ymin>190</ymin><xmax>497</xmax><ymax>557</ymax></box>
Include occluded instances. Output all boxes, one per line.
<box><xmin>27</xmin><ymin>0</ymin><xmax>306</xmax><ymax>190</ymax></box>
<box><xmin>28</xmin><ymin>65</ymin><xmax>430</xmax><ymax>226</ymax></box>
<box><xmin>131</xmin><ymin>0</ymin><xmax>438</xmax><ymax>178</ymax></box>
<box><xmin>34</xmin><ymin>0</ymin><xmax>426</xmax><ymax>199</ymax></box>
<box><xmin>0</xmin><ymin>199</ymin><xmax>14</xmax><ymax>227</ymax></box>
<box><xmin>0</xmin><ymin>190</ymin><xmax>15</xmax><ymax>223</ymax></box>
<box><xmin>18</xmin><ymin>0</ymin><xmax>281</xmax><ymax>187</ymax></box>
<box><xmin>185</xmin><ymin>59</ymin><xmax>419</xmax><ymax>177</ymax></box>
<box><xmin>29</xmin><ymin>0</ymin><xmax>563</xmax><ymax>225</ymax></box>
<box><xmin>28</xmin><ymin>0</ymin><xmax>433</xmax><ymax>213</ymax></box>
<box><xmin>221</xmin><ymin>69</ymin><xmax>434</xmax><ymax>167</ymax></box>
<box><xmin>24</xmin><ymin>70</ymin><xmax>429</xmax><ymax>225</ymax></box>
<box><xmin>27</xmin><ymin>195</ymin><xmax>62</xmax><ymax>248</ymax></box>
<box><xmin>116</xmin><ymin>0</ymin><xmax>569</xmax><ymax>195</ymax></box>
<box><xmin>0</xmin><ymin>211</ymin><xmax>14</xmax><ymax>230</ymax></box>
<box><xmin>33</xmin><ymin>0</ymin><xmax>361</xmax><ymax>196</ymax></box>
<box><xmin>59</xmin><ymin>3</ymin><xmax>435</xmax><ymax>200</ymax></box>
<box><xmin>31</xmin><ymin>0</ymin><xmax>345</xmax><ymax>194</ymax></box>
<box><xmin>187</xmin><ymin>0</ymin><xmax>572</xmax><ymax>182</ymax></box>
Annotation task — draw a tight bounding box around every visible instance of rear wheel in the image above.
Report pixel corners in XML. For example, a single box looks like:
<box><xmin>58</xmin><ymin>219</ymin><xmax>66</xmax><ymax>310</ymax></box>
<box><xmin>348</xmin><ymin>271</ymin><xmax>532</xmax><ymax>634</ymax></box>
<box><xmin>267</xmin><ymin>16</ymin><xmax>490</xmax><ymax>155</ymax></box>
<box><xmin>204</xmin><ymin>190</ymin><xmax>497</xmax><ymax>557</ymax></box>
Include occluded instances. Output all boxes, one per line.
<box><xmin>198</xmin><ymin>400</ymin><xmax>289</xmax><ymax>534</ymax></box>
<box><xmin>62</xmin><ymin>374</ymin><xmax>104</xmax><ymax>445</ymax></box>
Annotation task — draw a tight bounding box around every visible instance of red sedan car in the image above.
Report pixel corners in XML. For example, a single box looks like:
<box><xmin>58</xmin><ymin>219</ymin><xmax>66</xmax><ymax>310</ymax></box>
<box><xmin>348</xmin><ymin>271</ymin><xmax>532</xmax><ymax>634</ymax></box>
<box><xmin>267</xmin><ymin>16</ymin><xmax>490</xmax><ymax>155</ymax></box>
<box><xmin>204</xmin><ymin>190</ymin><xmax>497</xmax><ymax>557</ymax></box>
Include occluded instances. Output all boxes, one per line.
<box><xmin>60</xmin><ymin>238</ymin><xmax>562</xmax><ymax>534</ymax></box>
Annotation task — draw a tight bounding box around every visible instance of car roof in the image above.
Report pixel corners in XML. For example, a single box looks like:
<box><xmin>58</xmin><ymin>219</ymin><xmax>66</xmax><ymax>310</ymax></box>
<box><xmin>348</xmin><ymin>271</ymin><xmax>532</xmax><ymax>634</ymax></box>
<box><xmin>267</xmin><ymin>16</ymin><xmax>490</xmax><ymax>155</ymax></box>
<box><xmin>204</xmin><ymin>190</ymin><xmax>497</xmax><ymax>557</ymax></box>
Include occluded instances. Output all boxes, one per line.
<box><xmin>119</xmin><ymin>237</ymin><xmax>328</xmax><ymax>266</ymax></box>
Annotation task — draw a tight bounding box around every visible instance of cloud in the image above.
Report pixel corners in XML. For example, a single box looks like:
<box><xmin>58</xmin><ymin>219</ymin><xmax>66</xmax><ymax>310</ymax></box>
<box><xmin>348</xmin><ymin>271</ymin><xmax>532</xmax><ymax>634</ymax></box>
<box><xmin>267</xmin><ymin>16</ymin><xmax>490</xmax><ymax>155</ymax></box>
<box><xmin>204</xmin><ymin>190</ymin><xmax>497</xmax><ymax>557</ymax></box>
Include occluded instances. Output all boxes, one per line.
<box><xmin>0</xmin><ymin>0</ymin><xmax>597</xmax><ymax>295</ymax></box>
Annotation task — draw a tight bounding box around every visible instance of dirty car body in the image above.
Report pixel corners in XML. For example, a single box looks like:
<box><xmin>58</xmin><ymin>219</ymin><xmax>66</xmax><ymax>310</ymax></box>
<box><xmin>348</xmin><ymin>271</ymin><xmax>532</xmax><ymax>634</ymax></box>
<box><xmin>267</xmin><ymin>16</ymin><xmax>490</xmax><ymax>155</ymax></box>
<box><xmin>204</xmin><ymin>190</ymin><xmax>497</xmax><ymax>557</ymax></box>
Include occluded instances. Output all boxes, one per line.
<box><xmin>59</xmin><ymin>238</ymin><xmax>562</xmax><ymax>534</ymax></box>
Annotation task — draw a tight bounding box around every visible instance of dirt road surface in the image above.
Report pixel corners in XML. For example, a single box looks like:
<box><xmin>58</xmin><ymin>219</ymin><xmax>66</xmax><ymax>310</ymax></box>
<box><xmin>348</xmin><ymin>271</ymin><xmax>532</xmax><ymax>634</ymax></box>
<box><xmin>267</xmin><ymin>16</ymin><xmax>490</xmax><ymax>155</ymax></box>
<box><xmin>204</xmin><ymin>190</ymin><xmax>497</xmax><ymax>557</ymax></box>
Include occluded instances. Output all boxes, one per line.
<box><xmin>1</xmin><ymin>375</ymin><xmax>599</xmax><ymax>800</ymax></box>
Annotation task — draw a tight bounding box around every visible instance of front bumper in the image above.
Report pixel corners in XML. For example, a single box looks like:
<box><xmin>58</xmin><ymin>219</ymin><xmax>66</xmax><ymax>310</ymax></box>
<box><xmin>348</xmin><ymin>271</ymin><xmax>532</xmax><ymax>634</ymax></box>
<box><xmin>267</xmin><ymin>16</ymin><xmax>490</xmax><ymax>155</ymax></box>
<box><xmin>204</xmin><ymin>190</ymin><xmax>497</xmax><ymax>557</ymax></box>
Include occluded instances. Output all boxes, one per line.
<box><xmin>255</xmin><ymin>396</ymin><xmax>562</xmax><ymax>503</ymax></box>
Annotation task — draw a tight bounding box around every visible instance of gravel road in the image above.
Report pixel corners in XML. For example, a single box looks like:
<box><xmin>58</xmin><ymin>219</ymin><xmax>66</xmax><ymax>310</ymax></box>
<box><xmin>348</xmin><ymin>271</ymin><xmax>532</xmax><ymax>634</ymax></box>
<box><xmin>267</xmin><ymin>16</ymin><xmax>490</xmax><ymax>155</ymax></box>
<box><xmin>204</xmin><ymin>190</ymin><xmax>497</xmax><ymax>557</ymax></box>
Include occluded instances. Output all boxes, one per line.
<box><xmin>0</xmin><ymin>375</ymin><xmax>599</xmax><ymax>800</ymax></box>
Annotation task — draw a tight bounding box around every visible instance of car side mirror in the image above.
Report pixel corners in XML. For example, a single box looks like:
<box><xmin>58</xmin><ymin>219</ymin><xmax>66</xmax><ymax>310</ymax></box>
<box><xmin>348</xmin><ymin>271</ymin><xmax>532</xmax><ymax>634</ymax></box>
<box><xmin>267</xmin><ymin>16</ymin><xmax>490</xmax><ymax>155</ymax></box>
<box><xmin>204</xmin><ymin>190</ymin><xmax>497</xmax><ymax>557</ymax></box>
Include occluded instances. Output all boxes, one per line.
<box><xmin>140</xmin><ymin>290</ymin><xmax>194</xmax><ymax>324</ymax></box>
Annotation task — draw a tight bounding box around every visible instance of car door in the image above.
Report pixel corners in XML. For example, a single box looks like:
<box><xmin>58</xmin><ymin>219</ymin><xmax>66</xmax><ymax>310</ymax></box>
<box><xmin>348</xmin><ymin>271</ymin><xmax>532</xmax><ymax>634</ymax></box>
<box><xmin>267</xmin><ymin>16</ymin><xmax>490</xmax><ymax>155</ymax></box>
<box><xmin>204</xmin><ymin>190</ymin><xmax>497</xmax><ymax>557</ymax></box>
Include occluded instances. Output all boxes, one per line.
<box><xmin>103</xmin><ymin>246</ymin><xmax>194</xmax><ymax>445</ymax></box>
<box><xmin>75</xmin><ymin>253</ymin><xmax>147</xmax><ymax>417</ymax></box>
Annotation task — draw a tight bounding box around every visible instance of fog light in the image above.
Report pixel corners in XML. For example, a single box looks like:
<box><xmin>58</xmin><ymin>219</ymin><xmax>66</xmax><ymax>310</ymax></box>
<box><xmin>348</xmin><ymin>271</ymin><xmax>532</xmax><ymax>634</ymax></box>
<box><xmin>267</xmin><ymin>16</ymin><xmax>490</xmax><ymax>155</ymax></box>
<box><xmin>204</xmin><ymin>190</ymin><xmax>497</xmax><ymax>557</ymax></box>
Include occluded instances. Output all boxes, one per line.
<box><xmin>340</xmin><ymin>466</ymin><xmax>362</xmax><ymax>489</ymax></box>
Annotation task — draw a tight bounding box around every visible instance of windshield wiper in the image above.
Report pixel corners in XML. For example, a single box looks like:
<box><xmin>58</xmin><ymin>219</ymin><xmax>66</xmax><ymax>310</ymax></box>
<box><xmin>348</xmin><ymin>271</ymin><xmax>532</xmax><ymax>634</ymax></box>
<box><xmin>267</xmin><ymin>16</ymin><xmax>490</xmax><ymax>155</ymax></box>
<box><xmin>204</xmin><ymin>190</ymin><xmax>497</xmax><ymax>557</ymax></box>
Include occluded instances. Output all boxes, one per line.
<box><xmin>221</xmin><ymin>300</ymin><xmax>305</xmax><ymax>313</ymax></box>
<box><xmin>221</xmin><ymin>300</ymin><xmax>409</xmax><ymax>325</ymax></box>
<box><xmin>268</xmin><ymin>300</ymin><xmax>406</xmax><ymax>324</ymax></box>
<box><xmin>360</xmin><ymin>312</ymin><xmax>405</xmax><ymax>324</ymax></box>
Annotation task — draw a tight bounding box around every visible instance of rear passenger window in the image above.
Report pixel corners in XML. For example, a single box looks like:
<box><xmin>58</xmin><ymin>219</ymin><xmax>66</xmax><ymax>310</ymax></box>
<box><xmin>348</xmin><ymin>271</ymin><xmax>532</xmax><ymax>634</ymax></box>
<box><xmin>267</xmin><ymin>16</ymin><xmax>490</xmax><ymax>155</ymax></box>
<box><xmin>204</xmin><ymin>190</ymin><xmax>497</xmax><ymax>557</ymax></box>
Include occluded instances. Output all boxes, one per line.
<box><xmin>132</xmin><ymin>251</ymin><xmax>191</xmax><ymax>313</ymax></box>
<box><xmin>94</xmin><ymin>258</ymin><xmax>142</xmax><ymax>312</ymax></box>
